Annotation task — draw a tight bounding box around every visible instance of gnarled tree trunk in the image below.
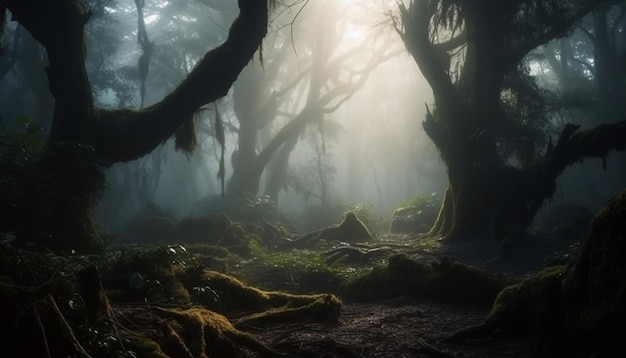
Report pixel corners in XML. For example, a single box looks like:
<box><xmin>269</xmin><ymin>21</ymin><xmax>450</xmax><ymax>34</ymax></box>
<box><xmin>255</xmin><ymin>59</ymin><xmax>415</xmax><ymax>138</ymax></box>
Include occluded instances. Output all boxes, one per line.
<box><xmin>398</xmin><ymin>1</ymin><xmax>626</xmax><ymax>245</ymax></box>
<box><xmin>5</xmin><ymin>0</ymin><xmax>268</xmax><ymax>252</ymax></box>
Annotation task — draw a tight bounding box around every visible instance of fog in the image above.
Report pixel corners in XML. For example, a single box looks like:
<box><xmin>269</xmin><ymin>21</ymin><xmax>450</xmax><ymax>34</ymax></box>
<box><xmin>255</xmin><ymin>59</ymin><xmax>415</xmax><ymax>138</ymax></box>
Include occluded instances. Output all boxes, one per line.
<box><xmin>1</xmin><ymin>0</ymin><xmax>624</xmax><ymax>234</ymax></box>
<box><xmin>89</xmin><ymin>0</ymin><xmax>446</xmax><ymax>231</ymax></box>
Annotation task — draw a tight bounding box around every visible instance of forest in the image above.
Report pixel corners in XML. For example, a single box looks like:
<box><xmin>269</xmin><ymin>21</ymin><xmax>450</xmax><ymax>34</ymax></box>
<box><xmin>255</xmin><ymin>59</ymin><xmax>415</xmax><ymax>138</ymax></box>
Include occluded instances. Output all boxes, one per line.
<box><xmin>0</xmin><ymin>0</ymin><xmax>625</xmax><ymax>357</ymax></box>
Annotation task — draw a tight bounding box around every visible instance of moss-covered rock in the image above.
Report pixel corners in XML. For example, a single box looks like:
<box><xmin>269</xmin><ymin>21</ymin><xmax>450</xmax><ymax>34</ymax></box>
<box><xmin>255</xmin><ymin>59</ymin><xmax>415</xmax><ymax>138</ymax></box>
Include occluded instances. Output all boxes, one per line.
<box><xmin>278</xmin><ymin>211</ymin><xmax>375</xmax><ymax>251</ymax></box>
<box><xmin>562</xmin><ymin>189</ymin><xmax>626</xmax><ymax>355</ymax></box>
<box><xmin>389</xmin><ymin>193</ymin><xmax>441</xmax><ymax>234</ymax></box>
<box><xmin>339</xmin><ymin>254</ymin><xmax>515</xmax><ymax>307</ymax></box>
<box><xmin>445</xmin><ymin>264</ymin><xmax>567</xmax><ymax>350</ymax></box>
<box><xmin>446</xmin><ymin>189</ymin><xmax>626</xmax><ymax>356</ymax></box>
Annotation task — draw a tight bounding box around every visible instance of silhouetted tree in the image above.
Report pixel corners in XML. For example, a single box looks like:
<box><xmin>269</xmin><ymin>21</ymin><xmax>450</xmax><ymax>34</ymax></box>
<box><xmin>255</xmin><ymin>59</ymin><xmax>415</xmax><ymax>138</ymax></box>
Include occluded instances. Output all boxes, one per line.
<box><xmin>396</xmin><ymin>0</ymin><xmax>626</xmax><ymax>245</ymax></box>
<box><xmin>227</xmin><ymin>0</ymin><xmax>395</xmax><ymax>199</ymax></box>
<box><xmin>2</xmin><ymin>0</ymin><xmax>269</xmax><ymax>252</ymax></box>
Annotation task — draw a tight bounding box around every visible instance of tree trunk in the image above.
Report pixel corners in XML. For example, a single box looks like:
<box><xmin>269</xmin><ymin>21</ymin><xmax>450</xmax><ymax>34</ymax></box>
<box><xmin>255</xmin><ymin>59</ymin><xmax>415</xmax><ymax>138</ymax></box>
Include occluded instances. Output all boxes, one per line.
<box><xmin>5</xmin><ymin>0</ymin><xmax>268</xmax><ymax>252</ymax></box>
<box><xmin>430</xmin><ymin>122</ymin><xmax>626</xmax><ymax>246</ymax></box>
<box><xmin>397</xmin><ymin>1</ymin><xmax>620</xmax><ymax>246</ymax></box>
<box><xmin>428</xmin><ymin>164</ymin><xmax>522</xmax><ymax>242</ymax></box>
<box><xmin>264</xmin><ymin>135</ymin><xmax>298</xmax><ymax>202</ymax></box>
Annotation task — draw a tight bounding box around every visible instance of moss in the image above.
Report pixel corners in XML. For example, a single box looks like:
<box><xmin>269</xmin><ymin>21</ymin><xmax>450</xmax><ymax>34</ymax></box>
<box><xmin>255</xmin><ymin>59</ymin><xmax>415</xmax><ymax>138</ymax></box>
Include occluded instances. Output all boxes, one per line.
<box><xmin>339</xmin><ymin>254</ymin><xmax>514</xmax><ymax>307</ymax></box>
<box><xmin>280</xmin><ymin>211</ymin><xmax>375</xmax><ymax>251</ymax></box>
<box><xmin>446</xmin><ymin>264</ymin><xmax>567</xmax><ymax>349</ymax></box>
<box><xmin>234</xmin><ymin>293</ymin><xmax>342</xmax><ymax>327</ymax></box>
<box><xmin>247</xmin><ymin>237</ymin><xmax>267</xmax><ymax>257</ymax></box>
<box><xmin>232</xmin><ymin>247</ymin><xmax>347</xmax><ymax>294</ymax></box>
<box><xmin>178</xmin><ymin>266</ymin><xmax>343</xmax><ymax>326</ymax></box>
<box><xmin>328</xmin><ymin>211</ymin><xmax>375</xmax><ymax>243</ymax></box>
<box><xmin>427</xmin><ymin>260</ymin><xmax>517</xmax><ymax>307</ymax></box>
<box><xmin>102</xmin><ymin>245</ymin><xmax>192</xmax><ymax>304</ymax></box>
<box><xmin>339</xmin><ymin>254</ymin><xmax>430</xmax><ymax>301</ymax></box>
<box><xmin>413</xmin><ymin>235</ymin><xmax>442</xmax><ymax>251</ymax></box>
<box><xmin>390</xmin><ymin>193</ymin><xmax>441</xmax><ymax>234</ymax></box>
<box><xmin>561</xmin><ymin>189</ymin><xmax>626</xmax><ymax>354</ymax></box>
<box><xmin>494</xmin><ymin>265</ymin><xmax>566</xmax><ymax>336</ymax></box>
<box><xmin>154</xmin><ymin>307</ymin><xmax>281</xmax><ymax>357</ymax></box>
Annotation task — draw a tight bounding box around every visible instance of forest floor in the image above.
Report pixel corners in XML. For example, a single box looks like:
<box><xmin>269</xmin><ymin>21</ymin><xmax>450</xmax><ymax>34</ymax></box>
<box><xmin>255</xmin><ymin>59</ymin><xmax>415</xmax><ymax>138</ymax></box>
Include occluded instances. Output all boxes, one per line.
<box><xmin>243</xmin><ymin>232</ymin><xmax>581</xmax><ymax>357</ymax></box>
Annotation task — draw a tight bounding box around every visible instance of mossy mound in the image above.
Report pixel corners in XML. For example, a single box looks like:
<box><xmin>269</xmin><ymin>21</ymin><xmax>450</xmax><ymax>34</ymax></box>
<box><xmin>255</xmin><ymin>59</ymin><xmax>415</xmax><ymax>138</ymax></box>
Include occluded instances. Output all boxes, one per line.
<box><xmin>278</xmin><ymin>211</ymin><xmax>375</xmax><ymax>251</ymax></box>
<box><xmin>339</xmin><ymin>254</ymin><xmax>515</xmax><ymax>307</ymax></box>
<box><xmin>447</xmin><ymin>189</ymin><xmax>626</xmax><ymax>356</ymax></box>
<box><xmin>445</xmin><ymin>264</ymin><xmax>567</xmax><ymax>350</ymax></box>
<box><xmin>562</xmin><ymin>189</ymin><xmax>626</xmax><ymax>354</ymax></box>
<box><xmin>389</xmin><ymin>193</ymin><xmax>441</xmax><ymax>234</ymax></box>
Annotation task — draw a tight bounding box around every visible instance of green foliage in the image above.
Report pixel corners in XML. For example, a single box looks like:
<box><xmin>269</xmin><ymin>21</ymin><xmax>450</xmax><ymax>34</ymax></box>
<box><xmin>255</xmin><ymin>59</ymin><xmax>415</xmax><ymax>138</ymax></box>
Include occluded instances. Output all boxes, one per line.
<box><xmin>390</xmin><ymin>192</ymin><xmax>442</xmax><ymax>234</ymax></box>
<box><xmin>235</xmin><ymin>248</ymin><xmax>346</xmax><ymax>294</ymax></box>
<box><xmin>398</xmin><ymin>192</ymin><xmax>441</xmax><ymax>209</ymax></box>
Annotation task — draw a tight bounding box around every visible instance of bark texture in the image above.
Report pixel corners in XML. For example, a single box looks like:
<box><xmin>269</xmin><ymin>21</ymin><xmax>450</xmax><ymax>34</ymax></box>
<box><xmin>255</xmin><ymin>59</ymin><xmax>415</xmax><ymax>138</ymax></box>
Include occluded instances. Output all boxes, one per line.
<box><xmin>6</xmin><ymin>0</ymin><xmax>268</xmax><ymax>164</ymax></box>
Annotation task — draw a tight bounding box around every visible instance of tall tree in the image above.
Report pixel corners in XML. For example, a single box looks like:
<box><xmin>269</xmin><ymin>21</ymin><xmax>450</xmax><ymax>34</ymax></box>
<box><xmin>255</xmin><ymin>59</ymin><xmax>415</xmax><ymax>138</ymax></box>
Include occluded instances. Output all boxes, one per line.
<box><xmin>537</xmin><ymin>3</ymin><xmax>626</xmax><ymax>207</ymax></box>
<box><xmin>1</xmin><ymin>0</ymin><xmax>269</xmax><ymax>252</ymax></box>
<box><xmin>227</xmin><ymin>0</ymin><xmax>395</xmax><ymax>199</ymax></box>
<box><xmin>396</xmin><ymin>0</ymin><xmax>626</xmax><ymax>244</ymax></box>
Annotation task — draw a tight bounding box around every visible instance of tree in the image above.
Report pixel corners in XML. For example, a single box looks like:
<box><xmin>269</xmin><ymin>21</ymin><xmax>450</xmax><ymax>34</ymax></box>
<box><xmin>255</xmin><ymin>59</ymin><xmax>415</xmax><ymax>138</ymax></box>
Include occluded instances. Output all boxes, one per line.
<box><xmin>536</xmin><ymin>3</ymin><xmax>626</xmax><ymax>208</ymax></box>
<box><xmin>226</xmin><ymin>0</ymin><xmax>396</xmax><ymax>199</ymax></box>
<box><xmin>396</xmin><ymin>0</ymin><xmax>626</xmax><ymax>244</ymax></box>
<box><xmin>1</xmin><ymin>0</ymin><xmax>269</xmax><ymax>252</ymax></box>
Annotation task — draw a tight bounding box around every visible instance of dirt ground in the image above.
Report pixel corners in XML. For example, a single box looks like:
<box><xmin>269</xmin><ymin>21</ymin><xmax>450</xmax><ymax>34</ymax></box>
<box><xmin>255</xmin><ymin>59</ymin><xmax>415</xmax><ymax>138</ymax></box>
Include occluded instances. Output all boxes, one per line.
<box><xmin>252</xmin><ymin>297</ymin><xmax>535</xmax><ymax>357</ymax></box>
<box><xmin>245</xmin><ymin>233</ymin><xmax>581</xmax><ymax>357</ymax></box>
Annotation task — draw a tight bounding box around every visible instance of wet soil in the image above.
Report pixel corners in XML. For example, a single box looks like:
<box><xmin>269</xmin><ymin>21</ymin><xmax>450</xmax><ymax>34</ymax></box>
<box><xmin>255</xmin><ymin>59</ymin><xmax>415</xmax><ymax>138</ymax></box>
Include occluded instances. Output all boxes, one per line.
<box><xmin>246</xmin><ymin>234</ymin><xmax>581</xmax><ymax>357</ymax></box>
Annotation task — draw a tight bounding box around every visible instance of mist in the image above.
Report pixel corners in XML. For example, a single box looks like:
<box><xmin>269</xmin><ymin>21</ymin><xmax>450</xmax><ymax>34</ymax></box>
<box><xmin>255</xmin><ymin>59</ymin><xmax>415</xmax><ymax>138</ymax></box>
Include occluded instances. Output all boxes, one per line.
<box><xmin>84</xmin><ymin>0</ymin><xmax>446</xmax><ymax>233</ymax></box>
<box><xmin>1</xmin><ymin>0</ymin><xmax>621</xmax><ymax>234</ymax></box>
<box><xmin>2</xmin><ymin>1</ymin><xmax>626</xmax><ymax>357</ymax></box>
